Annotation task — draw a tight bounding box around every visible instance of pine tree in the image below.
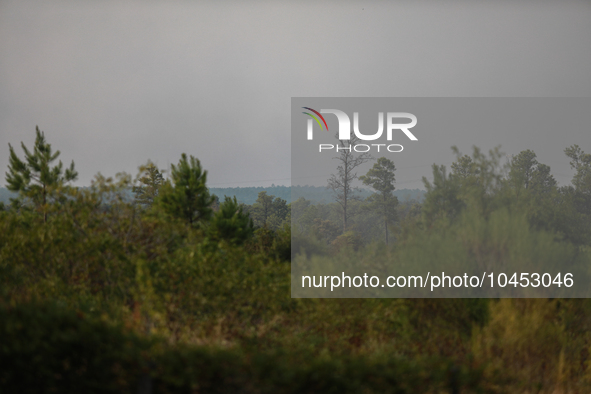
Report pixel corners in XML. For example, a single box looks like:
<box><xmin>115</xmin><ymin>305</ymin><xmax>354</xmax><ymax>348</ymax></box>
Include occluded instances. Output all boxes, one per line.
<box><xmin>133</xmin><ymin>161</ymin><xmax>165</xmax><ymax>208</ymax></box>
<box><xmin>251</xmin><ymin>191</ymin><xmax>274</xmax><ymax>227</ymax></box>
<box><xmin>565</xmin><ymin>144</ymin><xmax>591</xmax><ymax>197</ymax></box>
<box><xmin>208</xmin><ymin>196</ymin><xmax>254</xmax><ymax>244</ymax></box>
<box><xmin>5</xmin><ymin>126</ymin><xmax>78</xmax><ymax>222</ymax></box>
<box><xmin>563</xmin><ymin>145</ymin><xmax>591</xmax><ymax>243</ymax></box>
<box><xmin>156</xmin><ymin>153</ymin><xmax>214</xmax><ymax>226</ymax></box>
<box><xmin>359</xmin><ymin>157</ymin><xmax>398</xmax><ymax>244</ymax></box>
<box><xmin>249</xmin><ymin>191</ymin><xmax>290</xmax><ymax>230</ymax></box>
<box><xmin>508</xmin><ymin>150</ymin><xmax>556</xmax><ymax>198</ymax></box>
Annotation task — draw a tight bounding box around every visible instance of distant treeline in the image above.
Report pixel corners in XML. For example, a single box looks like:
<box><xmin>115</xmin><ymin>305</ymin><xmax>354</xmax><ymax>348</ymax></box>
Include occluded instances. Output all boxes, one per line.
<box><xmin>210</xmin><ymin>185</ymin><xmax>425</xmax><ymax>205</ymax></box>
<box><xmin>0</xmin><ymin>188</ymin><xmax>16</xmax><ymax>204</ymax></box>
<box><xmin>0</xmin><ymin>185</ymin><xmax>425</xmax><ymax>206</ymax></box>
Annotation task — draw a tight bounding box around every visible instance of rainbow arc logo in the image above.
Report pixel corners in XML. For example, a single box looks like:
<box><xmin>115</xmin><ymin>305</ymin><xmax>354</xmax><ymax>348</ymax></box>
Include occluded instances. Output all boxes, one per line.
<box><xmin>302</xmin><ymin>107</ymin><xmax>328</xmax><ymax>132</ymax></box>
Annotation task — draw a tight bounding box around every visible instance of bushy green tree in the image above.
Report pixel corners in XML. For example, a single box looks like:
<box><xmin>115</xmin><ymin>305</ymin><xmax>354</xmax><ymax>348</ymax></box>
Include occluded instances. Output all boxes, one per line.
<box><xmin>502</xmin><ymin>149</ymin><xmax>562</xmax><ymax>238</ymax></box>
<box><xmin>268</xmin><ymin>197</ymin><xmax>289</xmax><ymax>230</ymax></box>
<box><xmin>291</xmin><ymin>197</ymin><xmax>321</xmax><ymax>234</ymax></box>
<box><xmin>312</xmin><ymin>218</ymin><xmax>341</xmax><ymax>244</ymax></box>
<box><xmin>251</xmin><ymin>191</ymin><xmax>289</xmax><ymax>229</ymax></box>
<box><xmin>133</xmin><ymin>161</ymin><xmax>164</xmax><ymax>208</ymax></box>
<box><xmin>251</xmin><ymin>191</ymin><xmax>274</xmax><ymax>227</ymax></box>
<box><xmin>5</xmin><ymin>126</ymin><xmax>78</xmax><ymax>222</ymax></box>
<box><xmin>422</xmin><ymin>146</ymin><xmax>504</xmax><ymax>225</ymax></box>
<box><xmin>157</xmin><ymin>153</ymin><xmax>214</xmax><ymax>227</ymax></box>
<box><xmin>561</xmin><ymin>145</ymin><xmax>591</xmax><ymax>245</ymax></box>
<box><xmin>359</xmin><ymin>157</ymin><xmax>396</xmax><ymax>195</ymax></box>
<box><xmin>508</xmin><ymin>149</ymin><xmax>557</xmax><ymax>198</ymax></box>
<box><xmin>451</xmin><ymin>154</ymin><xmax>479</xmax><ymax>180</ymax></box>
<box><xmin>565</xmin><ymin>144</ymin><xmax>591</xmax><ymax>197</ymax></box>
<box><xmin>208</xmin><ymin>196</ymin><xmax>254</xmax><ymax>245</ymax></box>
<box><xmin>421</xmin><ymin>164</ymin><xmax>463</xmax><ymax>225</ymax></box>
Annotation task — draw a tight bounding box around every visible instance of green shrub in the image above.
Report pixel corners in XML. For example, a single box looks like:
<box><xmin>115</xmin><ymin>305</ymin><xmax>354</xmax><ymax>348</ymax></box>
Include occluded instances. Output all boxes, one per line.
<box><xmin>0</xmin><ymin>301</ymin><xmax>150</xmax><ymax>393</ymax></box>
<box><xmin>0</xmin><ymin>301</ymin><xmax>487</xmax><ymax>394</ymax></box>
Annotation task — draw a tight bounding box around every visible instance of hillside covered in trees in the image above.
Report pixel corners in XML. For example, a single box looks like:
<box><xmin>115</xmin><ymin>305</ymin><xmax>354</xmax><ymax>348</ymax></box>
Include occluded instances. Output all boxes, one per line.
<box><xmin>1</xmin><ymin>128</ymin><xmax>591</xmax><ymax>392</ymax></box>
<box><xmin>208</xmin><ymin>185</ymin><xmax>425</xmax><ymax>205</ymax></box>
<box><xmin>0</xmin><ymin>185</ymin><xmax>425</xmax><ymax>206</ymax></box>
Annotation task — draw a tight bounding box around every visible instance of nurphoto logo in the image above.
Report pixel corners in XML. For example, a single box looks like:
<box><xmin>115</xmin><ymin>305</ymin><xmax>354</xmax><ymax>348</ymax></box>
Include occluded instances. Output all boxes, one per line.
<box><xmin>302</xmin><ymin>107</ymin><xmax>418</xmax><ymax>153</ymax></box>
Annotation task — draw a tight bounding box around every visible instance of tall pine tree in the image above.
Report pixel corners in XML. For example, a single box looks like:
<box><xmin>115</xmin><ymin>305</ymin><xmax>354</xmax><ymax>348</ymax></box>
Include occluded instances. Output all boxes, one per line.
<box><xmin>5</xmin><ymin>126</ymin><xmax>78</xmax><ymax>222</ymax></box>
<box><xmin>359</xmin><ymin>157</ymin><xmax>398</xmax><ymax>245</ymax></box>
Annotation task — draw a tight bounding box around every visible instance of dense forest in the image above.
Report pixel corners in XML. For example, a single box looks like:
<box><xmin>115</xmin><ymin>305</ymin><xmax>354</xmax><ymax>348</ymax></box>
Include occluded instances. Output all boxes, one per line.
<box><xmin>1</xmin><ymin>128</ymin><xmax>591</xmax><ymax>392</ymax></box>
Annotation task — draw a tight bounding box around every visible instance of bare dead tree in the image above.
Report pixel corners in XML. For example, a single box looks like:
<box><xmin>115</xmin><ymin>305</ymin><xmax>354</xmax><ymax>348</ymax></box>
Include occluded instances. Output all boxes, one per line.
<box><xmin>327</xmin><ymin>134</ymin><xmax>373</xmax><ymax>233</ymax></box>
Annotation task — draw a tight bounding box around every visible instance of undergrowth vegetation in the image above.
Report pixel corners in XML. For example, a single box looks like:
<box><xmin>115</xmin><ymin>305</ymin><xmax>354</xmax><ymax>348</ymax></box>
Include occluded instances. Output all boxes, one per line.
<box><xmin>1</xmin><ymin>130</ymin><xmax>591</xmax><ymax>392</ymax></box>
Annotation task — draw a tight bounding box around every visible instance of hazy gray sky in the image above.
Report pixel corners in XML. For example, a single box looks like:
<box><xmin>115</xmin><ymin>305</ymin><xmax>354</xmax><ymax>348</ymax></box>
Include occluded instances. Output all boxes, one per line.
<box><xmin>1</xmin><ymin>1</ymin><xmax>590</xmax><ymax>189</ymax></box>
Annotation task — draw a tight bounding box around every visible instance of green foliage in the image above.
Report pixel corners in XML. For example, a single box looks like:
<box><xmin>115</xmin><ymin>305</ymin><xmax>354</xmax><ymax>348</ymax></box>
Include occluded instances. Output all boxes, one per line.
<box><xmin>157</xmin><ymin>153</ymin><xmax>214</xmax><ymax>227</ymax></box>
<box><xmin>291</xmin><ymin>228</ymin><xmax>329</xmax><ymax>258</ymax></box>
<box><xmin>563</xmin><ymin>145</ymin><xmax>591</xmax><ymax>244</ymax></box>
<box><xmin>359</xmin><ymin>156</ymin><xmax>397</xmax><ymax>195</ymax></box>
<box><xmin>208</xmin><ymin>196</ymin><xmax>254</xmax><ymax>245</ymax></box>
<box><xmin>210</xmin><ymin>184</ymin><xmax>292</xmax><ymax>204</ymax></box>
<box><xmin>291</xmin><ymin>198</ymin><xmax>340</xmax><ymax>244</ymax></box>
<box><xmin>133</xmin><ymin>160</ymin><xmax>165</xmax><ymax>208</ymax></box>
<box><xmin>312</xmin><ymin>218</ymin><xmax>341</xmax><ymax>244</ymax></box>
<box><xmin>250</xmin><ymin>191</ymin><xmax>289</xmax><ymax>230</ymax></box>
<box><xmin>290</xmin><ymin>197</ymin><xmax>313</xmax><ymax>232</ymax></box>
<box><xmin>360</xmin><ymin>157</ymin><xmax>399</xmax><ymax>244</ymax></box>
<box><xmin>472</xmin><ymin>299</ymin><xmax>591</xmax><ymax>393</ymax></box>
<box><xmin>422</xmin><ymin>146</ymin><xmax>505</xmax><ymax>225</ymax></box>
<box><xmin>152</xmin><ymin>345</ymin><xmax>482</xmax><ymax>394</ymax></box>
<box><xmin>5</xmin><ymin>126</ymin><xmax>78</xmax><ymax>221</ymax></box>
<box><xmin>565</xmin><ymin>144</ymin><xmax>591</xmax><ymax>196</ymax></box>
<box><xmin>251</xmin><ymin>190</ymin><xmax>274</xmax><ymax>227</ymax></box>
<box><xmin>0</xmin><ymin>301</ymin><xmax>487</xmax><ymax>394</ymax></box>
<box><xmin>508</xmin><ymin>149</ymin><xmax>557</xmax><ymax>199</ymax></box>
<box><xmin>0</xmin><ymin>301</ymin><xmax>150</xmax><ymax>393</ymax></box>
<box><xmin>247</xmin><ymin>224</ymin><xmax>292</xmax><ymax>262</ymax></box>
<box><xmin>3</xmin><ymin>137</ymin><xmax>591</xmax><ymax>393</ymax></box>
<box><xmin>450</xmin><ymin>154</ymin><xmax>479</xmax><ymax>179</ymax></box>
<box><xmin>0</xmin><ymin>172</ymin><xmax>187</xmax><ymax>312</ymax></box>
<box><xmin>269</xmin><ymin>196</ymin><xmax>289</xmax><ymax>228</ymax></box>
<box><xmin>330</xmin><ymin>230</ymin><xmax>363</xmax><ymax>252</ymax></box>
<box><xmin>421</xmin><ymin>163</ymin><xmax>463</xmax><ymax>224</ymax></box>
